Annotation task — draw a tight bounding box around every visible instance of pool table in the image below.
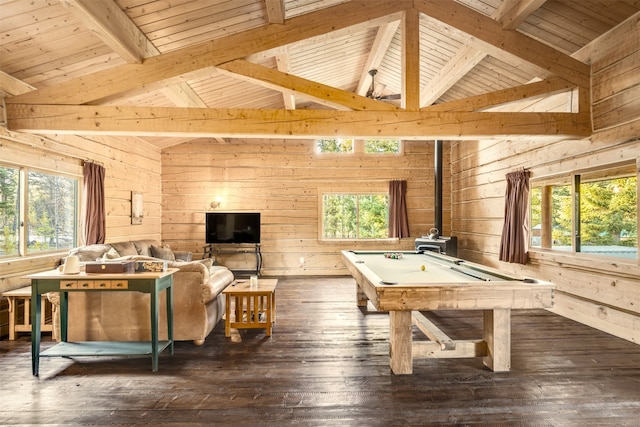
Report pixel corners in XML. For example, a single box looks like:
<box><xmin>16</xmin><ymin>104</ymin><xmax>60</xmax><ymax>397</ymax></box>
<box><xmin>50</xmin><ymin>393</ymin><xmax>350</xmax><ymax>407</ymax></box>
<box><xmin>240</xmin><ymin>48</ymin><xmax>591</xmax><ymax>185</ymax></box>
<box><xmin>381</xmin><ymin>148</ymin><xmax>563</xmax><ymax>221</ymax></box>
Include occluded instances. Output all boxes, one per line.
<box><xmin>341</xmin><ymin>250</ymin><xmax>555</xmax><ymax>374</ymax></box>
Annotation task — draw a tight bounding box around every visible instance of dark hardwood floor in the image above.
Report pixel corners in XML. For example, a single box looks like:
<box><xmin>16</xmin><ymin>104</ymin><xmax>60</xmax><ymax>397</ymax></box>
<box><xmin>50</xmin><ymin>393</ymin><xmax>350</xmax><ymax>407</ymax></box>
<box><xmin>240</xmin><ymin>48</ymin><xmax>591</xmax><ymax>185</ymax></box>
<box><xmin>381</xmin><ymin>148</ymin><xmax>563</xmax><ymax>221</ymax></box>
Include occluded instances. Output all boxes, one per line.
<box><xmin>1</xmin><ymin>276</ymin><xmax>639</xmax><ymax>426</ymax></box>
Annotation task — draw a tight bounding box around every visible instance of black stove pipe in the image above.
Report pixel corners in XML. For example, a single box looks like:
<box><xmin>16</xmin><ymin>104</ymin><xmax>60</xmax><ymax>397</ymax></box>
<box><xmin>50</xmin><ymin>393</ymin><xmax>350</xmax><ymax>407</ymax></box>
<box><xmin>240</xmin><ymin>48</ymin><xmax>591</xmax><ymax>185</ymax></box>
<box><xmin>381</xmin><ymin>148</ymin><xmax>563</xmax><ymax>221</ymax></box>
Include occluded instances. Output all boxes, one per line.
<box><xmin>434</xmin><ymin>140</ymin><xmax>443</xmax><ymax>234</ymax></box>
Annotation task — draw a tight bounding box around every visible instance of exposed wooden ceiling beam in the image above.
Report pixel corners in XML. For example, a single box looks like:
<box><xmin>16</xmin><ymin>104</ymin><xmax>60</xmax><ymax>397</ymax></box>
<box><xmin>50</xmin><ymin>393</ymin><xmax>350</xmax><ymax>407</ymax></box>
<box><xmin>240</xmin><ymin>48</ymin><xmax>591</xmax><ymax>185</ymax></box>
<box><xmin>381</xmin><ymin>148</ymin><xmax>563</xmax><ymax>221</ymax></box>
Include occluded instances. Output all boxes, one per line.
<box><xmin>216</xmin><ymin>59</ymin><xmax>398</xmax><ymax>111</ymax></box>
<box><xmin>356</xmin><ymin>21</ymin><xmax>401</xmax><ymax>96</ymax></box>
<box><xmin>6</xmin><ymin>0</ymin><xmax>411</xmax><ymax>106</ymax></box>
<box><xmin>0</xmin><ymin>71</ymin><xmax>36</xmax><ymax>97</ymax></box>
<box><xmin>275</xmin><ymin>53</ymin><xmax>296</xmax><ymax>109</ymax></box>
<box><xmin>6</xmin><ymin>104</ymin><xmax>591</xmax><ymax>140</ymax></box>
<box><xmin>414</xmin><ymin>0</ymin><xmax>589</xmax><ymax>88</ymax></box>
<box><xmin>59</xmin><ymin>0</ymin><xmax>145</xmax><ymax>63</ymax></box>
<box><xmin>402</xmin><ymin>9</ymin><xmax>421</xmax><ymax>111</ymax></box>
<box><xmin>265</xmin><ymin>0</ymin><xmax>285</xmax><ymax>24</ymax></box>
<box><xmin>419</xmin><ymin>0</ymin><xmax>546</xmax><ymax>107</ymax></box>
<box><xmin>59</xmin><ymin>0</ymin><xmax>207</xmax><ymax>108</ymax></box>
<box><xmin>499</xmin><ymin>0</ymin><xmax>548</xmax><ymax>29</ymax></box>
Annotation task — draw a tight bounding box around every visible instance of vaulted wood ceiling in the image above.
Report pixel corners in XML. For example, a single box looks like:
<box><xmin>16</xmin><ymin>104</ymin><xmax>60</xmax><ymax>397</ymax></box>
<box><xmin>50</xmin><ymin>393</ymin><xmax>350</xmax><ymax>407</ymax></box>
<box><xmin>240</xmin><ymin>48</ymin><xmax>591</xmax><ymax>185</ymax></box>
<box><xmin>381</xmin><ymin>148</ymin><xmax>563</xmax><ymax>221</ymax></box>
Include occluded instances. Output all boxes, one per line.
<box><xmin>1</xmin><ymin>0</ymin><xmax>639</xmax><ymax>147</ymax></box>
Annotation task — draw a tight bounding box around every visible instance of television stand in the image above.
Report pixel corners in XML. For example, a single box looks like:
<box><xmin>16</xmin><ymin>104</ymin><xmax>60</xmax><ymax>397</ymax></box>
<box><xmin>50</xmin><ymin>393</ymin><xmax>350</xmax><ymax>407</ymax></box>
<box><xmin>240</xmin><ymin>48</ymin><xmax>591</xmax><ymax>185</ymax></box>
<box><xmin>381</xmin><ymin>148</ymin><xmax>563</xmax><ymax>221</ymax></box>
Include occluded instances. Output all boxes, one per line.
<box><xmin>202</xmin><ymin>243</ymin><xmax>262</xmax><ymax>276</ymax></box>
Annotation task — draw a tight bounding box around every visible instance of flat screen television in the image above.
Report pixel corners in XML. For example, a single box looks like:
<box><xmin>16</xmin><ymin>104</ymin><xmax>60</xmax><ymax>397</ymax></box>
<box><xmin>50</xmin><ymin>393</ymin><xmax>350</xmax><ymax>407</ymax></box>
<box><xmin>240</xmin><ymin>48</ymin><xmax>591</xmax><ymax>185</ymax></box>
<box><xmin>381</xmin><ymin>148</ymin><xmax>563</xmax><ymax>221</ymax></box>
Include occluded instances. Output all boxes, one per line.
<box><xmin>206</xmin><ymin>212</ymin><xmax>261</xmax><ymax>244</ymax></box>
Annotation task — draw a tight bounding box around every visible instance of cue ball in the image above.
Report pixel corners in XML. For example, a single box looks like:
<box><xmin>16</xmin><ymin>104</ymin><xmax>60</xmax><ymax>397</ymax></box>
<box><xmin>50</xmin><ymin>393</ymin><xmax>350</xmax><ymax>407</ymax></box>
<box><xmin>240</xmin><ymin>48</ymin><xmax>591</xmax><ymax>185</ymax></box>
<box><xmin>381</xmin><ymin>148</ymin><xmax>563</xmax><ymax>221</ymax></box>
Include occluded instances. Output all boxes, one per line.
<box><xmin>421</xmin><ymin>265</ymin><xmax>426</xmax><ymax>271</ymax></box>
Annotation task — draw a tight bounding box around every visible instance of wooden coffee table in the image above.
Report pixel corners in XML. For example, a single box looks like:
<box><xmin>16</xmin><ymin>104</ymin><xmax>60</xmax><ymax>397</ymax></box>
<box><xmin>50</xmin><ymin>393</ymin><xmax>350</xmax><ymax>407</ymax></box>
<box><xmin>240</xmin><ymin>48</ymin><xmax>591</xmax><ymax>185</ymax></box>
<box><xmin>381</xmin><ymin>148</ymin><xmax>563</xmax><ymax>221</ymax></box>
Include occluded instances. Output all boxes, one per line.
<box><xmin>223</xmin><ymin>278</ymin><xmax>278</xmax><ymax>337</ymax></box>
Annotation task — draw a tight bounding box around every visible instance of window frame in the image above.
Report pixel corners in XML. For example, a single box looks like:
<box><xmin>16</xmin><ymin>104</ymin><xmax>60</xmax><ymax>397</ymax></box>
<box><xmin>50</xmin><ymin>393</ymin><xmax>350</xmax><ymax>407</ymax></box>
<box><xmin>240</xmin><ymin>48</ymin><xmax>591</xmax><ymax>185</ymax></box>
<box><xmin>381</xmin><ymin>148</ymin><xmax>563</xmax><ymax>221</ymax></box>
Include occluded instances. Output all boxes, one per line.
<box><xmin>318</xmin><ymin>185</ymin><xmax>392</xmax><ymax>241</ymax></box>
<box><xmin>315</xmin><ymin>138</ymin><xmax>403</xmax><ymax>155</ymax></box>
<box><xmin>0</xmin><ymin>161</ymin><xmax>81</xmax><ymax>259</ymax></box>
<box><xmin>529</xmin><ymin>161</ymin><xmax>638</xmax><ymax>262</ymax></box>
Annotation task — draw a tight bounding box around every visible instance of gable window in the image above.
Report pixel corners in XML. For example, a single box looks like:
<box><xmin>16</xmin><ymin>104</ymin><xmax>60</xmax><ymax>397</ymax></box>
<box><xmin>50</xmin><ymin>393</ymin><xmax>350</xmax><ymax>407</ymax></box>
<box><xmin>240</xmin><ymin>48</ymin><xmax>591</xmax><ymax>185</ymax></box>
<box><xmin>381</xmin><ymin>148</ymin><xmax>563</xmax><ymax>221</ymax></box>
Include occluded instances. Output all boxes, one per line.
<box><xmin>0</xmin><ymin>164</ymin><xmax>79</xmax><ymax>257</ymax></box>
<box><xmin>316</xmin><ymin>138</ymin><xmax>354</xmax><ymax>153</ymax></box>
<box><xmin>316</xmin><ymin>138</ymin><xmax>402</xmax><ymax>154</ymax></box>
<box><xmin>530</xmin><ymin>163</ymin><xmax>637</xmax><ymax>259</ymax></box>
<box><xmin>321</xmin><ymin>193</ymin><xmax>389</xmax><ymax>239</ymax></box>
<box><xmin>364</xmin><ymin>138</ymin><xmax>401</xmax><ymax>153</ymax></box>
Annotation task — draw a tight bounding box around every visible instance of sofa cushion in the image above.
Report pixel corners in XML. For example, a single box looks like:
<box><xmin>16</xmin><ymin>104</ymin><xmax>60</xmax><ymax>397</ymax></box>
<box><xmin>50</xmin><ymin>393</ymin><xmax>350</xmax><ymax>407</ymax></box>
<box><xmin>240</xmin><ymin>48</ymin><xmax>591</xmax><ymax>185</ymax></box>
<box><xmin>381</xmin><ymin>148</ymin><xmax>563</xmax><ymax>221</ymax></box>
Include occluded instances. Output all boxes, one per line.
<box><xmin>195</xmin><ymin>258</ymin><xmax>213</xmax><ymax>271</ymax></box>
<box><xmin>110</xmin><ymin>241</ymin><xmax>138</xmax><ymax>256</ymax></box>
<box><xmin>71</xmin><ymin>244</ymin><xmax>112</xmax><ymax>262</ymax></box>
<box><xmin>151</xmin><ymin>244</ymin><xmax>176</xmax><ymax>261</ymax></box>
<box><xmin>133</xmin><ymin>239</ymin><xmax>159</xmax><ymax>257</ymax></box>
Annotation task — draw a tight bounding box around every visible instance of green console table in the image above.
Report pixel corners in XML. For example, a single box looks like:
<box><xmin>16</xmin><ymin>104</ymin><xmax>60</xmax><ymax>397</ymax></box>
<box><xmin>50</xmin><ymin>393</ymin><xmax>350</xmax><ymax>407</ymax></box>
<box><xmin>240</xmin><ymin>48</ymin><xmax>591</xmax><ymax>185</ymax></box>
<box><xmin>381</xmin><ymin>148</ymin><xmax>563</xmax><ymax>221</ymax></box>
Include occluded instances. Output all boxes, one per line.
<box><xmin>25</xmin><ymin>268</ymin><xmax>177</xmax><ymax>376</ymax></box>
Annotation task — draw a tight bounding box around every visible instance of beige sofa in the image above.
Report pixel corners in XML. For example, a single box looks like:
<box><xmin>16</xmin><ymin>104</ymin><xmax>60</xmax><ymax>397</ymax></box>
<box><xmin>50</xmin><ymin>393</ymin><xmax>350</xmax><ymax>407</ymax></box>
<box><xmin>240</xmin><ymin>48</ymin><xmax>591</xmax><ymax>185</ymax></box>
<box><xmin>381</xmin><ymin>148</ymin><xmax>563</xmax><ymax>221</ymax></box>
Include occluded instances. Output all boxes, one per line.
<box><xmin>49</xmin><ymin>239</ymin><xmax>234</xmax><ymax>345</ymax></box>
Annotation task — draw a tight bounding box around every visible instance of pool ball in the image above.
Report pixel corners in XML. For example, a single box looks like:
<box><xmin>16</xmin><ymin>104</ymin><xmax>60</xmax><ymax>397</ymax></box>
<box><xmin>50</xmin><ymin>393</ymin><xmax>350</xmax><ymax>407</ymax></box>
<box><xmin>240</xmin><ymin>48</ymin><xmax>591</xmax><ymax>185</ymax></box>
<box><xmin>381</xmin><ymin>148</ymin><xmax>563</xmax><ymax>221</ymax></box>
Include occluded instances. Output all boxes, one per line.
<box><xmin>421</xmin><ymin>265</ymin><xmax>426</xmax><ymax>271</ymax></box>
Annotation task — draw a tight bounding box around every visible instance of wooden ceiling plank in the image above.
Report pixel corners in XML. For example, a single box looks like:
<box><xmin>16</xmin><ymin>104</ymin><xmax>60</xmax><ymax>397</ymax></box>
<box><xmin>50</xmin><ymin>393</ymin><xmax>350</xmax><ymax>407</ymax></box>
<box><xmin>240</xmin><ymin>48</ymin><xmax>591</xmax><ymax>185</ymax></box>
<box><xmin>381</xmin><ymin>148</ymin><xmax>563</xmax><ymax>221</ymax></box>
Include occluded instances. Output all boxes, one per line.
<box><xmin>6</xmin><ymin>0</ymin><xmax>411</xmax><ymax>106</ymax></box>
<box><xmin>414</xmin><ymin>0</ymin><xmax>590</xmax><ymax>88</ymax></box>
<box><xmin>5</xmin><ymin>103</ymin><xmax>592</xmax><ymax>139</ymax></box>
<box><xmin>402</xmin><ymin>9</ymin><xmax>421</xmax><ymax>111</ymax></box>
<box><xmin>265</xmin><ymin>0</ymin><xmax>285</xmax><ymax>24</ymax></box>
<box><xmin>423</xmin><ymin>77</ymin><xmax>576</xmax><ymax>112</ymax></box>
<box><xmin>216</xmin><ymin>59</ymin><xmax>397</xmax><ymax>111</ymax></box>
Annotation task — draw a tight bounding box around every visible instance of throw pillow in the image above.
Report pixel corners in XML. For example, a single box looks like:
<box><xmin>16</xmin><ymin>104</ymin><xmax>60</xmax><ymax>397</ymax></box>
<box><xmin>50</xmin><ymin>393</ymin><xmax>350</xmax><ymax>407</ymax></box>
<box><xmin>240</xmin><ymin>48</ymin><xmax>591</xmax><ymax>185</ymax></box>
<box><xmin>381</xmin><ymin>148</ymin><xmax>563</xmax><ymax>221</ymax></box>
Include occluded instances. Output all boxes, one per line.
<box><xmin>196</xmin><ymin>258</ymin><xmax>214</xmax><ymax>271</ymax></box>
<box><xmin>104</xmin><ymin>247</ymin><xmax>121</xmax><ymax>259</ymax></box>
<box><xmin>151</xmin><ymin>244</ymin><xmax>176</xmax><ymax>261</ymax></box>
<box><xmin>110</xmin><ymin>241</ymin><xmax>138</xmax><ymax>256</ymax></box>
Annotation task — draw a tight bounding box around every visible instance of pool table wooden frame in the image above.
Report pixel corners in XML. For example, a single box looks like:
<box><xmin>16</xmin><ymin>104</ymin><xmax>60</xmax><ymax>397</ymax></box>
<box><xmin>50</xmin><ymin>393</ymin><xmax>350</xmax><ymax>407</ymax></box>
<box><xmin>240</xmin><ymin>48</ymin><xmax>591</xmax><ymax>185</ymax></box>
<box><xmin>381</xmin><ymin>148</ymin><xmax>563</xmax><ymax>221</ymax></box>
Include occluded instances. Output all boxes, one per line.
<box><xmin>341</xmin><ymin>250</ymin><xmax>555</xmax><ymax>375</ymax></box>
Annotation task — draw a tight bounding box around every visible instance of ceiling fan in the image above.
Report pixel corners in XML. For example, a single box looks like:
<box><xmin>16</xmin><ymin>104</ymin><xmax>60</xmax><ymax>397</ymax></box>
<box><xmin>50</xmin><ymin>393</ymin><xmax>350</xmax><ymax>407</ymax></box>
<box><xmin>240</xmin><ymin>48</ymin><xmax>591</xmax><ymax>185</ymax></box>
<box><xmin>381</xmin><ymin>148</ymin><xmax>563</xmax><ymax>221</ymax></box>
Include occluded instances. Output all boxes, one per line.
<box><xmin>365</xmin><ymin>69</ymin><xmax>401</xmax><ymax>100</ymax></box>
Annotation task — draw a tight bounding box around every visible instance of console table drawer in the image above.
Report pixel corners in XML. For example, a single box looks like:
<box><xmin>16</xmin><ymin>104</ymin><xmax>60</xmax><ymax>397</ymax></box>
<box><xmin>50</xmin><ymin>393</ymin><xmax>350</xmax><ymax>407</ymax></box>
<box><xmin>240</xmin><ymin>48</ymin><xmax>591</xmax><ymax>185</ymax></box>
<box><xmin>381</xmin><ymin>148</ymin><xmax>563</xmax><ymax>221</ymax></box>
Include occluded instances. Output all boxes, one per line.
<box><xmin>94</xmin><ymin>280</ymin><xmax>111</xmax><ymax>289</ymax></box>
<box><xmin>110</xmin><ymin>280</ymin><xmax>128</xmax><ymax>289</ymax></box>
<box><xmin>78</xmin><ymin>280</ymin><xmax>95</xmax><ymax>289</ymax></box>
<box><xmin>60</xmin><ymin>280</ymin><xmax>77</xmax><ymax>289</ymax></box>
<box><xmin>60</xmin><ymin>279</ymin><xmax>128</xmax><ymax>290</ymax></box>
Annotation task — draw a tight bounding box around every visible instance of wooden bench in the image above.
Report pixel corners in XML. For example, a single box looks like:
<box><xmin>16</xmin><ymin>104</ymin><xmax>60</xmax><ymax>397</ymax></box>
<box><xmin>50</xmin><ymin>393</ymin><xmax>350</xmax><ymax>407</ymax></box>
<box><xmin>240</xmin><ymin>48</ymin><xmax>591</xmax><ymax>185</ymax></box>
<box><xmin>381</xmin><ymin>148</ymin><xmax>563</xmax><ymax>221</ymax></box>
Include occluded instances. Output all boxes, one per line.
<box><xmin>2</xmin><ymin>286</ymin><xmax>54</xmax><ymax>340</ymax></box>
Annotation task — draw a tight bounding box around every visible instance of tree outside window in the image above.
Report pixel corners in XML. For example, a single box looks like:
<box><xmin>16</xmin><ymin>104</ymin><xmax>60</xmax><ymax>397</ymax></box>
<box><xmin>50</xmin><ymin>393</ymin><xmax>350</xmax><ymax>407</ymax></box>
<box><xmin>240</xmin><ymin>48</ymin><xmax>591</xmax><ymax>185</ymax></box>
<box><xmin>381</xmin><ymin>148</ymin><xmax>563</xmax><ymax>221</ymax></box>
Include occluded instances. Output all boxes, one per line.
<box><xmin>364</xmin><ymin>139</ymin><xmax>400</xmax><ymax>153</ymax></box>
<box><xmin>316</xmin><ymin>138</ymin><xmax>353</xmax><ymax>153</ymax></box>
<box><xmin>322</xmin><ymin>193</ymin><xmax>388</xmax><ymax>239</ymax></box>
<box><xmin>0</xmin><ymin>166</ymin><xmax>19</xmax><ymax>256</ymax></box>
<box><xmin>0</xmin><ymin>164</ymin><xmax>78</xmax><ymax>257</ymax></box>
<box><xmin>530</xmin><ymin>165</ymin><xmax>637</xmax><ymax>260</ymax></box>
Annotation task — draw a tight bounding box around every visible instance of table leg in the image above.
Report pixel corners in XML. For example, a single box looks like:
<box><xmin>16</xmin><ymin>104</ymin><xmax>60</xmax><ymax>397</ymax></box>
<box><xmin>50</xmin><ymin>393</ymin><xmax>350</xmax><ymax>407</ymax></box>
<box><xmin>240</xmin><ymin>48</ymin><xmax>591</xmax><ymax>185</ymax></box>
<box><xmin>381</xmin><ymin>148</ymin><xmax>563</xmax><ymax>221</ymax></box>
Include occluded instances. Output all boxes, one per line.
<box><xmin>356</xmin><ymin>283</ymin><xmax>367</xmax><ymax>308</ymax></box>
<box><xmin>265</xmin><ymin>293</ymin><xmax>272</xmax><ymax>337</ymax></box>
<box><xmin>150</xmin><ymin>290</ymin><xmax>159</xmax><ymax>372</ymax></box>
<box><xmin>225</xmin><ymin>294</ymin><xmax>231</xmax><ymax>337</ymax></box>
<box><xmin>60</xmin><ymin>292</ymin><xmax>69</xmax><ymax>342</ymax></box>
<box><xmin>166</xmin><ymin>282</ymin><xmax>174</xmax><ymax>355</ymax></box>
<box><xmin>271</xmin><ymin>290</ymin><xmax>276</xmax><ymax>323</ymax></box>
<box><xmin>389</xmin><ymin>311</ymin><xmax>413</xmax><ymax>375</ymax></box>
<box><xmin>483</xmin><ymin>308</ymin><xmax>511</xmax><ymax>372</ymax></box>
<box><xmin>7</xmin><ymin>296</ymin><xmax>16</xmax><ymax>340</ymax></box>
<box><xmin>31</xmin><ymin>288</ymin><xmax>41</xmax><ymax>376</ymax></box>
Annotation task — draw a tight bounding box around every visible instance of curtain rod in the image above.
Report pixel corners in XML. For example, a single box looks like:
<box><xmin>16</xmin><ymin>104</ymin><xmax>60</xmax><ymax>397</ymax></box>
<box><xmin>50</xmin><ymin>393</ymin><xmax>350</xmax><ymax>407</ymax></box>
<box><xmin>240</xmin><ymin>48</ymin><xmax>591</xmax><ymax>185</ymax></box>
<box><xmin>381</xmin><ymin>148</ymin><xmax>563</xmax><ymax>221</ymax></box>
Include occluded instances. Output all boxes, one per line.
<box><xmin>83</xmin><ymin>159</ymin><xmax>104</xmax><ymax>167</ymax></box>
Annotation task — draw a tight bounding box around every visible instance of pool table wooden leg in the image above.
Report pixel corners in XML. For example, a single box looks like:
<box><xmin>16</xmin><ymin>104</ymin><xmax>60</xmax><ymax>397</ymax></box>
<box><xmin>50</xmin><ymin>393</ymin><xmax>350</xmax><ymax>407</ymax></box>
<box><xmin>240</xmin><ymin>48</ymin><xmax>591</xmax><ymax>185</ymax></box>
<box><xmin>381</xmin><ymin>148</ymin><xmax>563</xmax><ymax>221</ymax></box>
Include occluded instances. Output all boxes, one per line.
<box><xmin>389</xmin><ymin>310</ymin><xmax>413</xmax><ymax>374</ymax></box>
<box><xmin>356</xmin><ymin>284</ymin><xmax>368</xmax><ymax>308</ymax></box>
<box><xmin>483</xmin><ymin>308</ymin><xmax>511</xmax><ymax>372</ymax></box>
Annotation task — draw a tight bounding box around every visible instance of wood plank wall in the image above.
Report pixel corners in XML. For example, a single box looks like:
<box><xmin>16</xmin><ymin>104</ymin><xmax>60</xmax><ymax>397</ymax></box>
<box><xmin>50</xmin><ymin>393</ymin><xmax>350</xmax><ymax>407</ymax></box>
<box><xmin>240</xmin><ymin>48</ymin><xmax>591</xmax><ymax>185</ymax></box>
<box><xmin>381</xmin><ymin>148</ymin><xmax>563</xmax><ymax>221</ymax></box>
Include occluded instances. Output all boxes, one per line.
<box><xmin>161</xmin><ymin>139</ymin><xmax>447</xmax><ymax>276</ymax></box>
<box><xmin>450</xmin><ymin>14</ymin><xmax>640</xmax><ymax>344</ymax></box>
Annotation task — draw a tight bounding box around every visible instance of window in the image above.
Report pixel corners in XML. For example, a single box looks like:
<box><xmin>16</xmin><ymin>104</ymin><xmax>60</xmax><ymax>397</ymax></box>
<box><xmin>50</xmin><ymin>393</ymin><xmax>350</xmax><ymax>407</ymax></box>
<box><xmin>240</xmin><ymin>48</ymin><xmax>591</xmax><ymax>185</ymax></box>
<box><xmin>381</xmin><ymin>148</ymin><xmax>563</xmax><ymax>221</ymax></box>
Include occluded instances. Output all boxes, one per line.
<box><xmin>322</xmin><ymin>193</ymin><xmax>389</xmax><ymax>239</ymax></box>
<box><xmin>316</xmin><ymin>138</ymin><xmax>402</xmax><ymax>154</ymax></box>
<box><xmin>364</xmin><ymin>138</ymin><xmax>400</xmax><ymax>153</ymax></box>
<box><xmin>530</xmin><ymin>163</ymin><xmax>637</xmax><ymax>259</ymax></box>
<box><xmin>0</xmin><ymin>166</ymin><xmax>19</xmax><ymax>256</ymax></box>
<box><xmin>316</xmin><ymin>138</ymin><xmax>353</xmax><ymax>153</ymax></box>
<box><xmin>0</xmin><ymin>164</ymin><xmax>79</xmax><ymax>257</ymax></box>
